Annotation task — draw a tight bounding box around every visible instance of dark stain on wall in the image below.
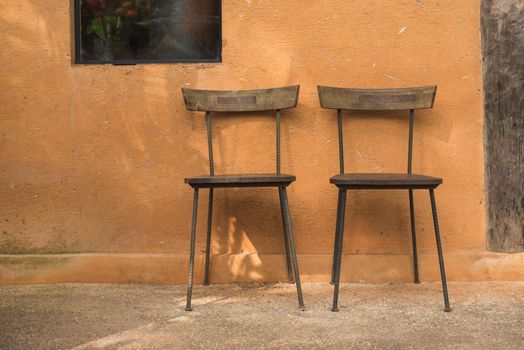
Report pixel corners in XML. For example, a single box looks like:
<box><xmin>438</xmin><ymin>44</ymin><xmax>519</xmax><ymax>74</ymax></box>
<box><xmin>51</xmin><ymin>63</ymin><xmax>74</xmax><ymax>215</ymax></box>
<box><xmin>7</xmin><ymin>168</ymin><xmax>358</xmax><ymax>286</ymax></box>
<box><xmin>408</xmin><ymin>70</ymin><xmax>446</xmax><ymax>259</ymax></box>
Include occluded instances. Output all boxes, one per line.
<box><xmin>481</xmin><ymin>0</ymin><xmax>524</xmax><ymax>252</ymax></box>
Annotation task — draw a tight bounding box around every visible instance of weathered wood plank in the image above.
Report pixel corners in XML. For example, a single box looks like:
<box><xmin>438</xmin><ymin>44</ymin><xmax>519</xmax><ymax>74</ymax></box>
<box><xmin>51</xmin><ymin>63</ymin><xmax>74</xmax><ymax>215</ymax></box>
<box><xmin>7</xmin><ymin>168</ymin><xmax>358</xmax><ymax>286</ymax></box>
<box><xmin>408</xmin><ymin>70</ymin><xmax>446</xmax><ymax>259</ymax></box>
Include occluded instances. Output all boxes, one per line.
<box><xmin>330</xmin><ymin>173</ymin><xmax>442</xmax><ymax>188</ymax></box>
<box><xmin>182</xmin><ymin>85</ymin><xmax>299</xmax><ymax>112</ymax></box>
<box><xmin>185</xmin><ymin>173</ymin><xmax>295</xmax><ymax>188</ymax></box>
<box><xmin>317</xmin><ymin>86</ymin><xmax>436</xmax><ymax>111</ymax></box>
<box><xmin>482</xmin><ymin>0</ymin><xmax>524</xmax><ymax>252</ymax></box>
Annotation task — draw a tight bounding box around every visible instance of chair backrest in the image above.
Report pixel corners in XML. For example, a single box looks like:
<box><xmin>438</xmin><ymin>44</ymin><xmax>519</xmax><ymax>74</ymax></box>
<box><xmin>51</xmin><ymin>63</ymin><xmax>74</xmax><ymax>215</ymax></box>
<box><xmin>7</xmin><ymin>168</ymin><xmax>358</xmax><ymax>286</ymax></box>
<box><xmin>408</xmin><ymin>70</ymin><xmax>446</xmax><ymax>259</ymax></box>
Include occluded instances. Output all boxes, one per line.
<box><xmin>182</xmin><ymin>85</ymin><xmax>300</xmax><ymax>175</ymax></box>
<box><xmin>317</xmin><ymin>86</ymin><xmax>437</xmax><ymax>174</ymax></box>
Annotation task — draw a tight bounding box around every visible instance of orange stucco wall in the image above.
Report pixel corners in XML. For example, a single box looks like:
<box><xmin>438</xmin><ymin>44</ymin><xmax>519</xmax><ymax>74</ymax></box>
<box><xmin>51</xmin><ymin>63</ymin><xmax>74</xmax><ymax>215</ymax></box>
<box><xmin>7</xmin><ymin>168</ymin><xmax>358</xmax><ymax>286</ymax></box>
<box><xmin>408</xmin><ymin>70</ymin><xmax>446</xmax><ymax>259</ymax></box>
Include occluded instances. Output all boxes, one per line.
<box><xmin>1</xmin><ymin>0</ymin><xmax>523</xmax><ymax>284</ymax></box>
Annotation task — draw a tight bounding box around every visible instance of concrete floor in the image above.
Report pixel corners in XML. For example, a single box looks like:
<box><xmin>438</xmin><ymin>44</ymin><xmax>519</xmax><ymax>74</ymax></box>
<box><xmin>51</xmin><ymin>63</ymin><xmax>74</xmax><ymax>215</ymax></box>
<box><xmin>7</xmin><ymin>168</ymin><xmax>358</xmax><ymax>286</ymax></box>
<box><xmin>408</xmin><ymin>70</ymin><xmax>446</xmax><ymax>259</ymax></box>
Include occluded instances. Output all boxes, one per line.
<box><xmin>0</xmin><ymin>282</ymin><xmax>523</xmax><ymax>350</ymax></box>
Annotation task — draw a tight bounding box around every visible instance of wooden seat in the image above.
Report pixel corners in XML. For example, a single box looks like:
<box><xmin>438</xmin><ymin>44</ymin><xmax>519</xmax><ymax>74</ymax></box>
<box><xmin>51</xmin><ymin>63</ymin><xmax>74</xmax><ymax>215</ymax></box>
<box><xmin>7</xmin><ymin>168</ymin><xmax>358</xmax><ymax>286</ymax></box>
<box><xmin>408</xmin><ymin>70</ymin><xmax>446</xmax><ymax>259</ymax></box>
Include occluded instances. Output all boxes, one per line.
<box><xmin>318</xmin><ymin>85</ymin><xmax>450</xmax><ymax>313</ymax></box>
<box><xmin>185</xmin><ymin>173</ymin><xmax>296</xmax><ymax>188</ymax></box>
<box><xmin>182</xmin><ymin>85</ymin><xmax>304</xmax><ymax>311</ymax></box>
<box><xmin>330</xmin><ymin>173</ymin><xmax>442</xmax><ymax>189</ymax></box>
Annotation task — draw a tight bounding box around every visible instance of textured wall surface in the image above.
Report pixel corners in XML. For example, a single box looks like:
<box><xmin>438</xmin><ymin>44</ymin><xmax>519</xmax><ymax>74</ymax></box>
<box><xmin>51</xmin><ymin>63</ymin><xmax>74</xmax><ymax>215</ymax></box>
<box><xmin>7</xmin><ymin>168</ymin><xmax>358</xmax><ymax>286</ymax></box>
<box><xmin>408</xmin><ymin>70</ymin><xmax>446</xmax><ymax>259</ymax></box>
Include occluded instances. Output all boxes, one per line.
<box><xmin>482</xmin><ymin>0</ymin><xmax>524</xmax><ymax>252</ymax></box>
<box><xmin>1</xmin><ymin>0</ymin><xmax>522</xmax><ymax>284</ymax></box>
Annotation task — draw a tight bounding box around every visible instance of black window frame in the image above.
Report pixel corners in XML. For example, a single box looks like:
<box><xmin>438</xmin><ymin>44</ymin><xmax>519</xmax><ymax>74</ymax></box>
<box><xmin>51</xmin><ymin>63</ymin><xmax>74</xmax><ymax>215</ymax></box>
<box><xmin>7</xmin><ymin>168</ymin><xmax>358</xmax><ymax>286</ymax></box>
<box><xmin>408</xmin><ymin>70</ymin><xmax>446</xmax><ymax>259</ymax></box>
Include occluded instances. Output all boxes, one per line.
<box><xmin>73</xmin><ymin>0</ymin><xmax>222</xmax><ymax>65</ymax></box>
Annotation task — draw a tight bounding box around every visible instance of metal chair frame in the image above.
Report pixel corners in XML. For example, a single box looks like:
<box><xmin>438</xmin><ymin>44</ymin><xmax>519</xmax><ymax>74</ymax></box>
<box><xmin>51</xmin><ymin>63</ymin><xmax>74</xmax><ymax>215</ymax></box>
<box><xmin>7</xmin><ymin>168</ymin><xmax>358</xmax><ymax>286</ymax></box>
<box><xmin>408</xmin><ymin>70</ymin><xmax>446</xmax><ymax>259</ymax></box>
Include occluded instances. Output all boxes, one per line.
<box><xmin>182</xmin><ymin>85</ymin><xmax>304</xmax><ymax>311</ymax></box>
<box><xmin>318</xmin><ymin>85</ymin><xmax>451</xmax><ymax>312</ymax></box>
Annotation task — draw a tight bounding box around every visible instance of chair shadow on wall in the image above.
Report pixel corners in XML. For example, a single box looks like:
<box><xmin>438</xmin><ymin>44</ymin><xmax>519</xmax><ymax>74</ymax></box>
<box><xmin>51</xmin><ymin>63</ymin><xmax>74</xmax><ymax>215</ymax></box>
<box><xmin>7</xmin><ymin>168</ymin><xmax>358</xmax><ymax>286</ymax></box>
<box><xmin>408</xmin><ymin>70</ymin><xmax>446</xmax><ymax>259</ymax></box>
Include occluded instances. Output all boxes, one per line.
<box><xmin>198</xmin><ymin>112</ymin><xmax>295</xmax><ymax>285</ymax></box>
<box><xmin>211</xmin><ymin>189</ymin><xmax>288</xmax><ymax>283</ymax></box>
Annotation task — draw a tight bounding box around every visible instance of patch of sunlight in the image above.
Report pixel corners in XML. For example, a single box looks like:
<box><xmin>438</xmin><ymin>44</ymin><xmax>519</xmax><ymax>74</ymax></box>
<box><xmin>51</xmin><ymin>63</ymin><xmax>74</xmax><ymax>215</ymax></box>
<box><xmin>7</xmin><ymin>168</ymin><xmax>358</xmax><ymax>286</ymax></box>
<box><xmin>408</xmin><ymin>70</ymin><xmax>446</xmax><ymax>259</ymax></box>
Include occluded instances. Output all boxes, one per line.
<box><xmin>72</xmin><ymin>323</ymin><xmax>156</xmax><ymax>350</ymax></box>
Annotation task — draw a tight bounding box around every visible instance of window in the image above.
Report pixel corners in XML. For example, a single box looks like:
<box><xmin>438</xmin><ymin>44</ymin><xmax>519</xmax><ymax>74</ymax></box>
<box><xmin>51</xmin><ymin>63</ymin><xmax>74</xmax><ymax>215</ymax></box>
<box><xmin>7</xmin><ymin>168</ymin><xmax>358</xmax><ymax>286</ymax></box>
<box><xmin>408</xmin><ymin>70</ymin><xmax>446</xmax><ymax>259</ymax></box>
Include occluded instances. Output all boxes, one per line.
<box><xmin>74</xmin><ymin>0</ymin><xmax>221</xmax><ymax>64</ymax></box>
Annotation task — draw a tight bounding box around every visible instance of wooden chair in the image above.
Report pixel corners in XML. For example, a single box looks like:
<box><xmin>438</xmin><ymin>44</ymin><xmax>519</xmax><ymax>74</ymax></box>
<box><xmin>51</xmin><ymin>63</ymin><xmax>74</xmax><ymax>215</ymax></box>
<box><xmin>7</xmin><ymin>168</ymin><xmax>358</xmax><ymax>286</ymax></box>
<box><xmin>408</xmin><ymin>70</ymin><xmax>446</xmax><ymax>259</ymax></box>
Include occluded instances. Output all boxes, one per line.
<box><xmin>182</xmin><ymin>85</ymin><xmax>304</xmax><ymax>311</ymax></box>
<box><xmin>317</xmin><ymin>85</ymin><xmax>451</xmax><ymax>312</ymax></box>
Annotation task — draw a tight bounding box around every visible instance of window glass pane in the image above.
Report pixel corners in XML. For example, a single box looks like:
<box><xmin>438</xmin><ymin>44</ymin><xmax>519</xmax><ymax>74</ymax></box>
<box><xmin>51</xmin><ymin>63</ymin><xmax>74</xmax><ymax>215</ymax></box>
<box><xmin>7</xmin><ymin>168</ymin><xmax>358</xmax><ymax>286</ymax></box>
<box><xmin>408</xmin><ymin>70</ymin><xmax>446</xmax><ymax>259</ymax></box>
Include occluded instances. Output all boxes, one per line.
<box><xmin>77</xmin><ymin>0</ymin><xmax>221</xmax><ymax>63</ymax></box>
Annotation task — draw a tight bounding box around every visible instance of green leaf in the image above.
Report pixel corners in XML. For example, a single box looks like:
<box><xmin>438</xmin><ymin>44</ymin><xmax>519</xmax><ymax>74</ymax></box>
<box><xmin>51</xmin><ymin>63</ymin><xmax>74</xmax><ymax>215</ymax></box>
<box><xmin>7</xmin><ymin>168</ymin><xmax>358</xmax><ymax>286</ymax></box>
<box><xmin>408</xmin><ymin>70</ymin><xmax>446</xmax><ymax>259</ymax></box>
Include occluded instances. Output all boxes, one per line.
<box><xmin>115</xmin><ymin>16</ymin><xmax>122</xmax><ymax>32</ymax></box>
<box><xmin>90</xmin><ymin>18</ymin><xmax>106</xmax><ymax>41</ymax></box>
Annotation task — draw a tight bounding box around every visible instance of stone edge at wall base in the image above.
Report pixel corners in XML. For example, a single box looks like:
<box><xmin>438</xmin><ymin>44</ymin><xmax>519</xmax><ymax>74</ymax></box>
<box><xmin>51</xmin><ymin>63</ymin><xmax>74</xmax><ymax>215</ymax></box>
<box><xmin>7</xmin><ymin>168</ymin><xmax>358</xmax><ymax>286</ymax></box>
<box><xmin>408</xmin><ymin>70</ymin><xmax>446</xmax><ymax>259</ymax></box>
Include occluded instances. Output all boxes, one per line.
<box><xmin>1</xmin><ymin>252</ymin><xmax>523</xmax><ymax>284</ymax></box>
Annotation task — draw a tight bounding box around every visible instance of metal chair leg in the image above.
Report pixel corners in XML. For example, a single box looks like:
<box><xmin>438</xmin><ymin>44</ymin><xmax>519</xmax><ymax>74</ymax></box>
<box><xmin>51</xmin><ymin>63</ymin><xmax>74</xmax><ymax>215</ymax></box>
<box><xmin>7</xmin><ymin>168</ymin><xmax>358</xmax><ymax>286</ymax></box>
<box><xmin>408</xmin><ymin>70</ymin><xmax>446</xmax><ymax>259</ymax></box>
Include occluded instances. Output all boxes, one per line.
<box><xmin>429</xmin><ymin>189</ymin><xmax>451</xmax><ymax>312</ymax></box>
<box><xmin>278</xmin><ymin>187</ymin><xmax>294</xmax><ymax>283</ymax></box>
<box><xmin>332</xmin><ymin>189</ymin><xmax>347</xmax><ymax>312</ymax></box>
<box><xmin>409</xmin><ymin>189</ymin><xmax>420</xmax><ymax>284</ymax></box>
<box><xmin>185</xmin><ymin>188</ymin><xmax>199</xmax><ymax>311</ymax></box>
<box><xmin>331</xmin><ymin>191</ymin><xmax>343</xmax><ymax>285</ymax></box>
<box><xmin>279</xmin><ymin>187</ymin><xmax>305</xmax><ymax>310</ymax></box>
<box><xmin>203</xmin><ymin>188</ymin><xmax>214</xmax><ymax>286</ymax></box>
